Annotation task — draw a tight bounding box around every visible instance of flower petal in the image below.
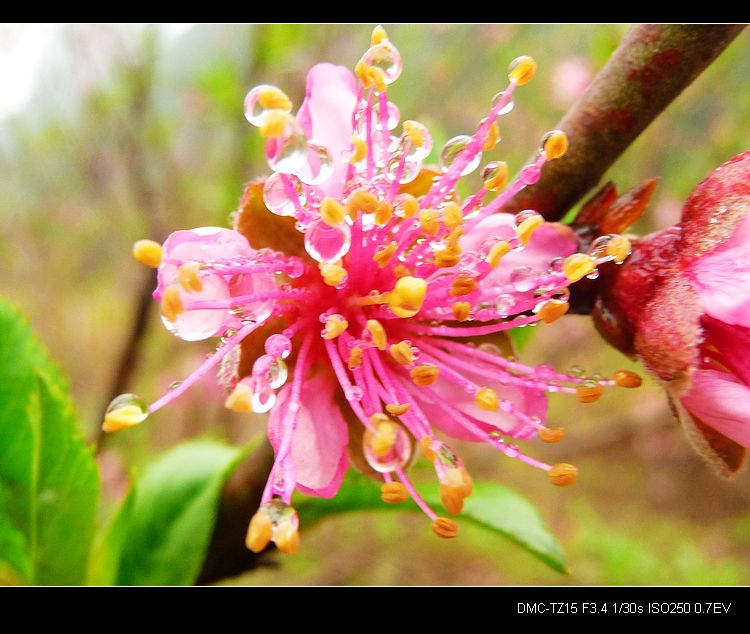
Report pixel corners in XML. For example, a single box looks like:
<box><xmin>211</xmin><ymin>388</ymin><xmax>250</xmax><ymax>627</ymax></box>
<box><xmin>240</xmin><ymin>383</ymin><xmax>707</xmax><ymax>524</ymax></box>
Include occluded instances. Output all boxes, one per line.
<box><xmin>679</xmin><ymin>369</ymin><xmax>750</xmax><ymax>450</ymax></box>
<box><xmin>296</xmin><ymin>63</ymin><xmax>358</xmax><ymax>199</ymax></box>
<box><xmin>268</xmin><ymin>372</ymin><xmax>349</xmax><ymax>498</ymax></box>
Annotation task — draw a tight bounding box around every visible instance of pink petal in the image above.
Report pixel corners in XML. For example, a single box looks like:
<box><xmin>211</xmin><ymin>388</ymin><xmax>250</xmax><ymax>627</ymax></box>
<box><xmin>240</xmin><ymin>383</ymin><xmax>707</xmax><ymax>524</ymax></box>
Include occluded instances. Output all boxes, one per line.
<box><xmin>296</xmin><ymin>63</ymin><xmax>358</xmax><ymax>199</ymax></box>
<box><xmin>689</xmin><ymin>213</ymin><xmax>750</xmax><ymax>327</ymax></box>
<box><xmin>268</xmin><ymin>372</ymin><xmax>349</xmax><ymax>498</ymax></box>
<box><xmin>701</xmin><ymin>316</ymin><xmax>750</xmax><ymax>386</ymax></box>
<box><xmin>680</xmin><ymin>369</ymin><xmax>750</xmax><ymax>449</ymax></box>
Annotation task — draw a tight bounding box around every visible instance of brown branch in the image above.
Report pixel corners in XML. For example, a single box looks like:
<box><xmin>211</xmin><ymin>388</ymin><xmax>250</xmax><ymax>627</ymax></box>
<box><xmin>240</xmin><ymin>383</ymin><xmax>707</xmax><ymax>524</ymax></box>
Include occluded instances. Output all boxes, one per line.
<box><xmin>501</xmin><ymin>24</ymin><xmax>746</xmax><ymax>221</ymax></box>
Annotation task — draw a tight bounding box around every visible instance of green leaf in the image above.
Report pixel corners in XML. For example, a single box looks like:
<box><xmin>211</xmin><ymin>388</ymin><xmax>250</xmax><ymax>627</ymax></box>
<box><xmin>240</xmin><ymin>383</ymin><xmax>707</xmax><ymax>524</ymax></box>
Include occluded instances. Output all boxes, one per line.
<box><xmin>86</xmin><ymin>486</ymin><xmax>135</xmax><ymax>586</ymax></box>
<box><xmin>114</xmin><ymin>437</ymin><xmax>258</xmax><ymax>586</ymax></box>
<box><xmin>0</xmin><ymin>299</ymin><xmax>99</xmax><ymax>585</ymax></box>
<box><xmin>297</xmin><ymin>471</ymin><xmax>567</xmax><ymax>574</ymax></box>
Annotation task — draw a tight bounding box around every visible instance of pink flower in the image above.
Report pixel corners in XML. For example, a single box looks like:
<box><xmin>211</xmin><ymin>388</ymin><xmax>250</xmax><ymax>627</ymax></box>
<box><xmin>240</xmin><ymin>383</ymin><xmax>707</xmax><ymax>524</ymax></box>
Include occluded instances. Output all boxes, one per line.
<box><xmin>111</xmin><ymin>27</ymin><xmax>636</xmax><ymax>553</ymax></box>
<box><xmin>593</xmin><ymin>151</ymin><xmax>750</xmax><ymax>476</ymax></box>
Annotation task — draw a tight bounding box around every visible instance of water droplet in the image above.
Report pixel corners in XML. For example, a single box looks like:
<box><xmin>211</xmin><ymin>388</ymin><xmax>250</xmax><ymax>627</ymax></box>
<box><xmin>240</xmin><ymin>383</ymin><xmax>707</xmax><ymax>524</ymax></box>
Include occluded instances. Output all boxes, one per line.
<box><xmin>519</xmin><ymin>163</ymin><xmax>542</xmax><ymax>185</ymax></box>
<box><xmin>169</xmin><ymin>381</ymin><xmax>183</xmax><ymax>390</ymax></box>
<box><xmin>363</xmin><ymin>424</ymin><xmax>412</xmax><ymax>473</ymax></box>
<box><xmin>495</xmin><ymin>294</ymin><xmax>516</xmax><ymax>316</ymax></box>
<box><xmin>386</xmin><ymin>154</ymin><xmax>420</xmax><ymax>184</ymax></box>
<box><xmin>345</xmin><ymin>385</ymin><xmax>363</xmax><ymax>401</ymax></box>
<box><xmin>266</xmin><ymin>122</ymin><xmax>309</xmax><ymax>174</ymax></box>
<box><xmin>295</xmin><ymin>142</ymin><xmax>333</xmax><ymax>185</ymax></box>
<box><xmin>243</xmin><ymin>84</ymin><xmax>292</xmax><ymax>127</ymax></box>
<box><xmin>250</xmin><ymin>378</ymin><xmax>276</xmax><ymax>413</ymax></box>
<box><xmin>285</xmin><ymin>259</ymin><xmax>305</xmax><ymax>279</ymax></box>
<box><xmin>491</xmin><ymin>90</ymin><xmax>515</xmax><ymax>115</ymax></box>
<box><xmin>400</xmin><ymin>120</ymin><xmax>432</xmax><ymax>161</ymax></box>
<box><xmin>535</xmin><ymin>364</ymin><xmax>557</xmax><ymax>381</ymax></box>
<box><xmin>514</xmin><ymin>209</ymin><xmax>542</xmax><ymax>228</ymax></box>
<box><xmin>263</xmin><ymin>173</ymin><xmax>305</xmax><ymax>217</ymax></box>
<box><xmin>304</xmin><ymin>218</ymin><xmax>352</xmax><ymax>263</ymax></box>
<box><xmin>568</xmin><ymin>365</ymin><xmax>585</xmax><ymax>377</ymax></box>
<box><xmin>440</xmin><ymin>135</ymin><xmax>481</xmax><ymax>176</ymax></box>
<box><xmin>510</xmin><ymin>266</ymin><xmax>537</xmax><ymax>292</ymax></box>
<box><xmin>478</xmin><ymin>342</ymin><xmax>502</xmax><ymax>356</ymax></box>
<box><xmin>393</xmin><ymin>194</ymin><xmax>415</xmax><ymax>218</ymax></box>
<box><xmin>373</xmin><ymin>99</ymin><xmax>400</xmax><ymax>130</ymax></box>
<box><xmin>360</xmin><ymin>42</ymin><xmax>403</xmax><ymax>85</ymax></box>
<box><xmin>548</xmin><ymin>256</ymin><xmax>565</xmax><ymax>273</ymax></box>
<box><xmin>481</xmin><ymin>161</ymin><xmax>505</xmax><ymax>184</ymax></box>
<box><xmin>265</xmin><ymin>334</ymin><xmax>292</xmax><ymax>359</ymax></box>
<box><xmin>106</xmin><ymin>393</ymin><xmax>148</xmax><ymax>417</ymax></box>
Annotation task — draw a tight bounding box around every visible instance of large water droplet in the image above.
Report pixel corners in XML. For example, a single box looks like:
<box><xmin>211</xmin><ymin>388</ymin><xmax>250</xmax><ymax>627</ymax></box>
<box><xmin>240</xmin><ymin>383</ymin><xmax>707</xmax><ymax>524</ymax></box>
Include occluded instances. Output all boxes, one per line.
<box><xmin>250</xmin><ymin>378</ymin><xmax>276</xmax><ymax>413</ymax></box>
<box><xmin>386</xmin><ymin>154</ymin><xmax>420</xmax><ymax>184</ymax></box>
<box><xmin>265</xmin><ymin>333</ymin><xmax>292</xmax><ymax>359</ymax></box>
<box><xmin>360</xmin><ymin>42</ymin><xmax>403</xmax><ymax>85</ymax></box>
<box><xmin>495</xmin><ymin>294</ymin><xmax>516</xmax><ymax>316</ymax></box>
<box><xmin>401</xmin><ymin>120</ymin><xmax>432</xmax><ymax>161</ymax></box>
<box><xmin>440</xmin><ymin>135</ymin><xmax>481</xmax><ymax>176</ymax></box>
<box><xmin>263</xmin><ymin>172</ymin><xmax>305</xmax><ymax>217</ymax></box>
<box><xmin>491</xmin><ymin>90</ymin><xmax>515</xmax><ymax>115</ymax></box>
<box><xmin>106</xmin><ymin>393</ymin><xmax>148</xmax><ymax>417</ymax></box>
<box><xmin>373</xmin><ymin>99</ymin><xmax>400</xmax><ymax>130</ymax></box>
<box><xmin>243</xmin><ymin>84</ymin><xmax>292</xmax><ymax>127</ymax></box>
<box><xmin>304</xmin><ymin>218</ymin><xmax>352</xmax><ymax>263</ymax></box>
<box><xmin>510</xmin><ymin>266</ymin><xmax>537</xmax><ymax>292</ymax></box>
<box><xmin>588</xmin><ymin>235</ymin><xmax>613</xmax><ymax>259</ymax></box>
<box><xmin>514</xmin><ymin>209</ymin><xmax>542</xmax><ymax>228</ymax></box>
<box><xmin>345</xmin><ymin>385</ymin><xmax>363</xmax><ymax>401</ymax></box>
<box><xmin>363</xmin><ymin>424</ymin><xmax>412</xmax><ymax>473</ymax></box>
<box><xmin>268</xmin><ymin>358</ymin><xmax>288</xmax><ymax>389</ymax></box>
<box><xmin>266</xmin><ymin>123</ymin><xmax>309</xmax><ymax>174</ymax></box>
<box><xmin>295</xmin><ymin>142</ymin><xmax>333</xmax><ymax>185</ymax></box>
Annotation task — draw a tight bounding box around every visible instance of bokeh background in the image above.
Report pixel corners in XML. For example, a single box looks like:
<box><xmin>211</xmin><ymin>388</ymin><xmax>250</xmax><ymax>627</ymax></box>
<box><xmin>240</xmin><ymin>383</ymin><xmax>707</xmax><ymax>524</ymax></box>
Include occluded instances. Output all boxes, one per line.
<box><xmin>1</xmin><ymin>23</ymin><xmax>749</xmax><ymax>585</ymax></box>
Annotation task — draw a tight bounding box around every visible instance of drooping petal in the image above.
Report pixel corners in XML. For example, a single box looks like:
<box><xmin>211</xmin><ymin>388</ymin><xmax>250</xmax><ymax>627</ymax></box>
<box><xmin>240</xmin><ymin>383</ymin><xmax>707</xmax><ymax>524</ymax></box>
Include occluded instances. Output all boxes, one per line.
<box><xmin>268</xmin><ymin>372</ymin><xmax>349</xmax><ymax>498</ymax></box>
<box><xmin>680</xmin><ymin>369</ymin><xmax>750</xmax><ymax>449</ymax></box>
<box><xmin>701</xmin><ymin>316</ymin><xmax>750</xmax><ymax>386</ymax></box>
<box><xmin>296</xmin><ymin>63</ymin><xmax>358</xmax><ymax>199</ymax></box>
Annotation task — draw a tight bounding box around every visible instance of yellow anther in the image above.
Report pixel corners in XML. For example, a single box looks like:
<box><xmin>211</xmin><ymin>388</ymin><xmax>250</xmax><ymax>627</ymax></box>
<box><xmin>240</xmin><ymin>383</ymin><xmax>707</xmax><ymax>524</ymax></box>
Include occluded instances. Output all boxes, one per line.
<box><xmin>348</xmin><ymin>346</ymin><xmax>363</xmax><ymax>369</ymax></box>
<box><xmin>224</xmin><ymin>382</ymin><xmax>254</xmax><ymax>414</ymax></box>
<box><xmin>431</xmin><ymin>517</ymin><xmax>459</xmax><ymax>539</ymax></box>
<box><xmin>548</xmin><ymin>463</ymin><xmax>578</xmax><ymax>487</ymax></box>
<box><xmin>457</xmin><ymin>466</ymin><xmax>473</xmax><ymax>498</ymax></box>
<box><xmin>402</xmin><ymin>120</ymin><xmax>425</xmax><ymax>148</ymax></box>
<box><xmin>614</xmin><ymin>369</ymin><xmax>642</xmax><ymax>388</ymax></box>
<box><xmin>370</xmin><ymin>412</ymin><xmax>391</xmax><ymax>426</ymax></box>
<box><xmin>420</xmin><ymin>436</ymin><xmax>437</xmax><ymax>461</ymax></box>
<box><xmin>508</xmin><ymin>55</ymin><xmax>537</xmax><ymax>86</ymax></box>
<box><xmin>483</xmin><ymin>161</ymin><xmax>508</xmax><ymax>191</ymax></box>
<box><xmin>366</xmin><ymin>319</ymin><xmax>387</xmax><ymax>351</ymax></box>
<box><xmin>389</xmin><ymin>340</ymin><xmax>415</xmax><ymax>365</ymax></box>
<box><xmin>475</xmin><ymin>387</ymin><xmax>499</xmax><ymax>411</ymax></box>
<box><xmin>370</xmin><ymin>418</ymin><xmax>398</xmax><ymax>457</ymax></box>
<box><xmin>397</xmin><ymin>194</ymin><xmax>419</xmax><ymax>218</ymax></box>
<box><xmin>539</xmin><ymin>427</ymin><xmax>566</xmax><ymax>443</ymax></box>
<box><xmin>445</xmin><ymin>227</ymin><xmax>464</xmax><ymax>249</ymax></box>
<box><xmin>486</xmin><ymin>240</ymin><xmax>511</xmax><ymax>268</ymax></box>
<box><xmin>388</xmin><ymin>276</ymin><xmax>427</xmax><ymax>318</ymax></box>
<box><xmin>373</xmin><ymin>241</ymin><xmax>398</xmax><ymax>269</ymax></box>
<box><xmin>410</xmin><ymin>363</ymin><xmax>440</xmax><ymax>387</ymax></box>
<box><xmin>319</xmin><ymin>262</ymin><xmax>347</xmax><ymax>287</ymax></box>
<box><xmin>442</xmin><ymin>203</ymin><xmax>464</xmax><ymax>229</ymax></box>
<box><xmin>349</xmin><ymin>135</ymin><xmax>368</xmax><ymax>164</ymax></box>
<box><xmin>371</xmin><ymin>24</ymin><xmax>389</xmax><ymax>45</ymax></box>
<box><xmin>450</xmin><ymin>274</ymin><xmax>477</xmax><ymax>297</ymax></box>
<box><xmin>419</xmin><ymin>209</ymin><xmax>440</xmax><ymax>235</ymax></box>
<box><xmin>102</xmin><ymin>405</ymin><xmax>148</xmax><ymax>433</ymax></box>
<box><xmin>257</xmin><ymin>86</ymin><xmax>292</xmax><ymax>111</ymax></box>
<box><xmin>245</xmin><ymin>509</ymin><xmax>273</xmax><ymax>553</ymax></box>
<box><xmin>576</xmin><ymin>382</ymin><xmax>603</xmax><ymax>403</ymax></box>
<box><xmin>516</xmin><ymin>214</ymin><xmax>545</xmax><ymax>246</ymax></box>
<box><xmin>259</xmin><ymin>110</ymin><xmax>292</xmax><ymax>139</ymax></box>
<box><xmin>606</xmin><ymin>234</ymin><xmax>632</xmax><ymax>264</ymax></box>
<box><xmin>381</xmin><ymin>481</ymin><xmax>409</xmax><ymax>504</ymax></box>
<box><xmin>536</xmin><ymin>299</ymin><xmax>569</xmax><ymax>324</ymax></box>
<box><xmin>452</xmin><ymin>301</ymin><xmax>471</xmax><ymax>322</ymax></box>
<box><xmin>132</xmin><ymin>239</ymin><xmax>162</xmax><ymax>268</ymax></box>
<box><xmin>320</xmin><ymin>197</ymin><xmax>346</xmax><ymax>227</ymax></box>
<box><xmin>482</xmin><ymin>122</ymin><xmax>501</xmax><ymax>152</ymax></box>
<box><xmin>351</xmin><ymin>291</ymin><xmax>391</xmax><ymax>307</ymax></box>
<box><xmin>274</xmin><ymin>521</ymin><xmax>300</xmax><ymax>554</ymax></box>
<box><xmin>563</xmin><ymin>253</ymin><xmax>597</xmax><ymax>283</ymax></box>
<box><xmin>440</xmin><ymin>484</ymin><xmax>465</xmax><ymax>515</ymax></box>
<box><xmin>356</xmin><ymin>61</ymin><xmax>386</xmax><ymax>92</ymax></box>
<box><xmin>375</xmin><ymin>201</ymin><xmax>394</xmax><ymax>226</ymax></box>
<box><xmin>322</xmin><ymin>314</ymin><xmax>348</xmax><ymax>340</ymax></box>
<box><xmin>345</xmin><ymin>188</ymin><xmax>379</xmax><ymax>216</ymax></box>
<box><xmin>542</xmin><ymin>130</ymin><xmax>568</xmax><ymax>160</ymax></box>
<box><xmin>433</xmin><ymin>248</ymin><xmax>462</xmax><ymax>269</ymax></box>
<box><xmin>393</xmin><ymin>264</ymin><xmax>412</xmax><ymax>279</ymax></box>
<box><xmin>160</xmin><ymin>285</ymin><xmax>184</xmax><ymax>323</ymax></box>
<box><xmin>386</xmin><ymin>403</ymin><xmax>410</xmax><ymax>416</ymax></box>
<box><xmin>443</xmin><ymin>466</ymin><xmax>473</xmax><ymax>498</ymax></box>
<box><xmin>177</xmin><ymin>262</ymin><xmax>203</xmax><ymax>292</ymax></box>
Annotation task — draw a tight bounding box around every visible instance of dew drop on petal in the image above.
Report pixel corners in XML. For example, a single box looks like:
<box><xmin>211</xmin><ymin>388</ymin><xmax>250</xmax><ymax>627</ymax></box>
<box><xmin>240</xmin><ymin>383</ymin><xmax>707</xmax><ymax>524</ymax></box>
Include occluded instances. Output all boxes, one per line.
<box><xmin>514</xmin><ymin>209</ymin><xmax>542</xmax><ymax>228</ymax></box>
<box><xmin>263</xmin><ymin>173</ymin><xmax>305</xmax><ymax>217</ymax></box>
<box><xmin>266</xmin><ymin>124</ymin><xmax>309</xmax><ymax>174</ymax></box>
<box><xmin>374</xmin><ymin>99</ymin><xmax>400</xmax><ymax>130</ymax></box>
<box><xmin>440</xmin><ymin>135</ymin><xmax>482</xmax><ymax>176</ymax></box>
<box><xmin>491</xmin><ymin>90</ymin><xmax>515</xmax><ymax>115</ymax></box>
<box><xmin>295</xmin><ymin>142</ymin><xmax>333</xmax><ymax>185</ymax></box>
<box><xmin>386</xmin><ymin>154</ymin><xmax>420</xmax><ymax>184</ymax></box>
<box><xmin>243</xmin><ymin>84</ymin><xmax>292</xmax><ymax>127</ymax></box>
<box><xmin>510</xmin><ymin>266</ymin><xmax>537</xmax><ymax>292</ymax></box>
<box><xmin>588</xmin><ymin>235</ymin><xmax>612</xmax><ymax>259</ymax></box>
<box><xmin>363</xmin><ymin>425</ymin><xmax>412</xmax><ymax>473</ymax></box>
<box><xmin>345</xmin><ymin>385</ymin><xmax>363</xmax><ymax>401</ymax></box>
<box><xmin>251</xmin><ymin>378</ymin><xmax>276</xmax><ymax>413</ymax></box>
<box><xmin>495</xmin><ymin>294</ymin><xmax>516</xmax><ymax>316</ymax></box>
<box><xmin>304</xmin><ymin>218</ymin><xmax>352</xmax><ymax>263</ymax></box>
<box><xmin>360</xmin><ymin>42</ymin><xmax>403</xmax><ymax>85</ymax></box>
<box><xmin>265</xmin><ymin>333</ymin><xmax>292</xmax><ymax>359</ymax></box>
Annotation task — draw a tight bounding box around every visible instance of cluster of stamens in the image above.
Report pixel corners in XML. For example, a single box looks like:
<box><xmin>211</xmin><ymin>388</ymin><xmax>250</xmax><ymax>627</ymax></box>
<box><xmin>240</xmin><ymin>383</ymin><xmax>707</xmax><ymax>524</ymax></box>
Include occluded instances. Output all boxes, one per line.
<box><xmin>109</xmin><ymin>27</ymin><xmax>642</xmax><ymax>553</ymax></box>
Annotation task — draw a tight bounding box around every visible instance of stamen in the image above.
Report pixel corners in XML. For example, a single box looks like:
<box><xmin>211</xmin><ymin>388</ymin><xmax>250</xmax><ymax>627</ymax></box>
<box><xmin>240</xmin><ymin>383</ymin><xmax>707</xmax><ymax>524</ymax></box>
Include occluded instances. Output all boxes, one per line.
<box><xmin>538</xmin><ymin>426</ymin><xmax>566</xmax><ymax>443</ymax></box>
<box><xmin>320</xmin><ymin>262</ymin><xmax>348</xmax><ymax>287</ymax></box>
<box><xmin>177</xmin><ymin>262</ymin><xmax>203</xmax><ymax>292</ymax></box>
<box><xmin>365</xmin><ymin>319</ymin><xmax>387</xmax><ymax>350</ymax></box>
<box><xmin>348</xmin><ymin>346</ymin><xmax>363</xmax><ymax>369</ymax></box>
<box><xmin>410</xmin><ymin>363</ymin><xmax>440</xmax><ymax>386</ymax></box>
<box><xmin>614</xmin><ymin>369</ymin><xmax>642</xmax><ymax>388</ymax></box>
<box><xmin>508</xmin><ymin>55</ymin><xmax>537</xmax><ymax>85</ymax></box>
<box><xmin>540</xmin><ymin>129</ymin><xmax>568</xmax><ymax>160</ymax></box>
<box><xmin>450</xmin><ymin>274</ymin><xmax>478</xmax><ymax>296</ymax></box>
<box><xmin>388</xmin><ymin>276</ymin><xmax>427</xmax><ymax>318</ymax></box>
<box><xmin>259</xmin><ymin>110</ymin><xmax>292</xmax><ymax>139</ymax></box>
<box><xmin>486</xmin><ymin>240</ymin><xmax>511</xmax><ymax>268</ymax></box>
<box><xmin>431</xmin><ymin>517</ymin><xmax>459</xmax><ymax>539</ymax></box>
<box><xmin>516</xmin><ymin>213</ymin><xmax>545</xmax><ymax>246</ymax></box>
<box><xmin>475</xmin><ymin>387</ymin><xmax>499</xmax><ymax>411</ymax></box>
<box><xmin>349</xmin><ymin>135</ymin><xmax>368</xmax><ymax>164</ymax></box>
<box><xmin>548</xmin><ymin>463</ymin><xmax>579</xmax><ymax>486</ymax></box>
<box><xmin>322</xmin><ymin>314</ymin><xmax>349</xmax><ymax>340</ymax></box>
<box><xmin>132</xmin><ymin>239</ymin><xmax>162</xmax><ymax>268</ymax></box>
<box><xmin>419</xmin><ymin>209</ymin><xmax>440</xmax><ymax>235</ymax></box>
<box><xmin>452</xmin><ymin>301</ymin><xmax>471</xmax><ymax>322</ymax></box>
<box><xmin>386</xmin><ymin>402</ymin><xmax>410</xmax><ymax>416</ymax></box>
<box><xmin>320</xmin><ymin>197</ymin><xmax>347</xmax><ymax>227</ymax></box>
<box><xmin>381</xmin><ymin>481</ymin><xmax>409</xmax><ymax>503</ymax></box>
<box><xmin>536</xmin><ymin>298</ymin><xmax>570</xmax><ymax>324</ymax></box>
<box><xmin>390</xmin><ymin>340</ymin><xmax>415</xmax><ymax>365</ymax></box>
<box><xmin>245</xmin><ymin>508</ymin><xmax>273</xmax><ymax>553</ymax></box>
<box><xmin>482</xmin><ymin>122</ymin><xmax>501</xmax><ymax>151</ymax></box>
<box><xmin>160</xmin><ymin>285</ymin><xmax>184</xmax><ymax>322</ymax></box>
<box><xmin>563</xmin><ymin>253</ymin><xmax>597</xmax><ymax>283</ymax></box>
<box><xmin>575</xmin><ymin>380</ymin><xmax>603</xmax><ymax>403</ymax></box>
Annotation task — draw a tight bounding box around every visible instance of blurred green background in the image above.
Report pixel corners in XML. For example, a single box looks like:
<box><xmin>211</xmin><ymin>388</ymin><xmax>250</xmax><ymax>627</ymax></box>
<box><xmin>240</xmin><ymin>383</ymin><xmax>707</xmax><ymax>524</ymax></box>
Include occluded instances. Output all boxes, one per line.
<box><xmin>1</xmin><ymin>24</ymin><xmax>749</xmax><ymax>585</ymax></box>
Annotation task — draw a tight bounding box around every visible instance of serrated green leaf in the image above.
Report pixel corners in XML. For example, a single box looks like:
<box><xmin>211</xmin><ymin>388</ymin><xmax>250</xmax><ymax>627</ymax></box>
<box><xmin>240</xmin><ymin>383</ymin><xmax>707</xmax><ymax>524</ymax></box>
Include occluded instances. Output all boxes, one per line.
<box><xmin>0</xmin><ymin>299</ymin><xmax>99</xmax><ymax>585</ymax></box>
<box><xmin>296</xmin><ymin>471</ymin><xmax>567</xmax><ymax>574</ymax></box>
<box><xmin>115</xmin><ymin>437</ymin><xmax>259</xmax><ymax>586</ymax></box>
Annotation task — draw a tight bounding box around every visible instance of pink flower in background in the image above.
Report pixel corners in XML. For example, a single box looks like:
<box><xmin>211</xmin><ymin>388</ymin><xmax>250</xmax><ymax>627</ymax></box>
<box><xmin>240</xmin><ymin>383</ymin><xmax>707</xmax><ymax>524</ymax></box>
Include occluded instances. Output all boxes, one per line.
<box><xmin>107</xmin><ymin>27</ymin><xmax>638</xmax><ymax>553</ymax></box>
<box><xmin>594</xmin><ymin>151</ymin><xmax>750</xmax><ymax>475</ymax></box>
<box><xmin>551</xmin><ymin>56</ymin><xmax>593</xmax><ymax>107</ymax></box>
